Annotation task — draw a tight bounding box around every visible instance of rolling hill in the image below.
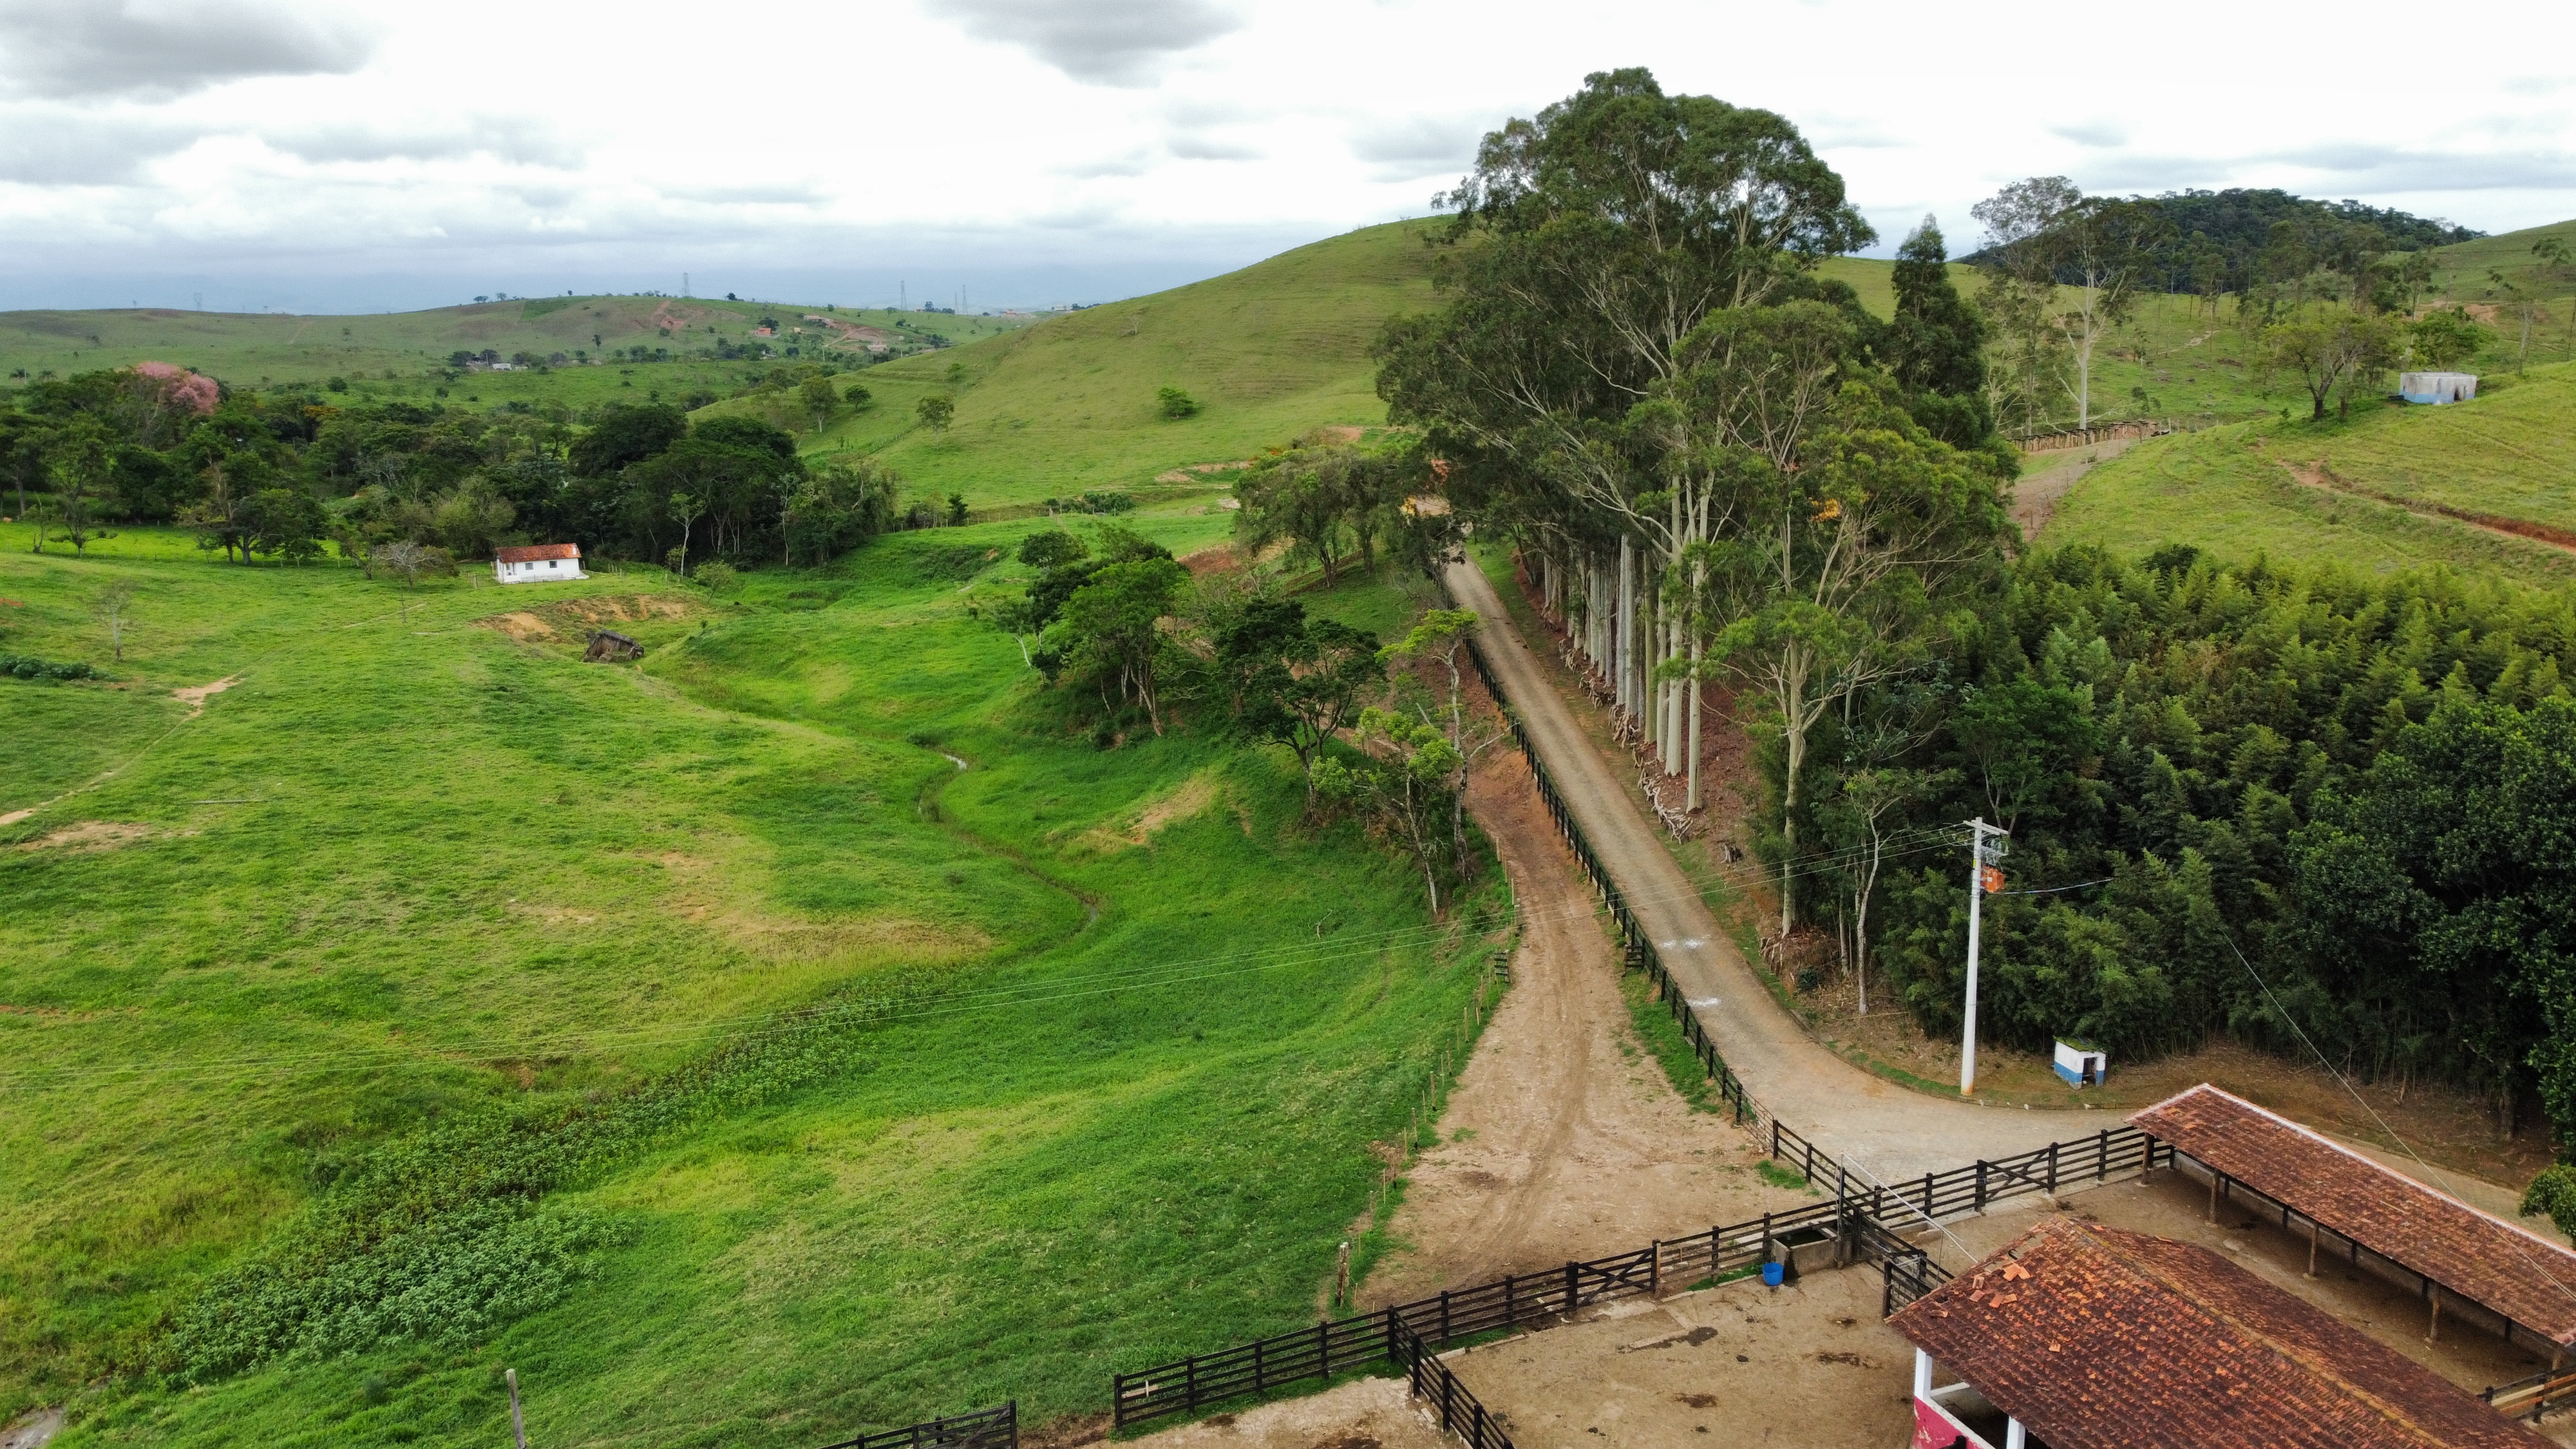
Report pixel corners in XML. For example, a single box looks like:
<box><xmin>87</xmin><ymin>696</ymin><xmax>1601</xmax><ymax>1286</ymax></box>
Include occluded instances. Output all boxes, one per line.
<box><xmin>2041</xmin><ymin>359</ymin><xmax>2576</xmax><ymax>587</ymax></box>
<box><xmin>0</xmin><ymin>296</ymin><xmax>1028</xmax><ymax>412</ymax></box>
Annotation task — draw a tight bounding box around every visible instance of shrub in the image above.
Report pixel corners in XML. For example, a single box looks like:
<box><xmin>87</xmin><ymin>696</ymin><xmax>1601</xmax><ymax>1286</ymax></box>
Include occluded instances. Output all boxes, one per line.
<box><xmin>0</xmin><ymin>654</ymin><xmax>105</xmax><ymax>681</ymax></box>
<box><xmin>1157</xmin><ymin>386</ymin><xmax>1200</xmax><ymax>419</ymax></box>
<box><xmin>692</xmin><ymin>560</ymin><xmax>741</xmax><ymax>594</ymax></box>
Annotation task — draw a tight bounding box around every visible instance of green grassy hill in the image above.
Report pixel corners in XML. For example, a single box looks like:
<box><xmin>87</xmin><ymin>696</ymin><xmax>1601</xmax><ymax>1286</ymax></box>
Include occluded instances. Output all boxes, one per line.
<box><xmin>732</xmin><ymin>221</ymin><xmax>1452</xmax><ymax>508</ymax></box>
<box><xmin>2429</xmin><ymin>217</ymin><xmax>2576</xmax><ymax>308</ymax></box>
<box><xmin>0</xmin><ymin>513</ymin><xmax>1492</xmax><ymax>1445</ymax></box>
<box><xmin>2041</xmin><ymin>359</ymin><xmax>2576</xmax><ymax>586</ymax></box>
<box><xmin>0</xmin><ymin>296</ymin><xmax>1027</xmax><ymax>412</ymax></box>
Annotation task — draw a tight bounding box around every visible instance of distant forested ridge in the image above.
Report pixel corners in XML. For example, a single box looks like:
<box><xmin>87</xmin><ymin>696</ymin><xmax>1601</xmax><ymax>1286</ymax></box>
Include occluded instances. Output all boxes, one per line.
<box><xmin>1966</xmin><ymin>187</ymin><xmax>2484</xmax><ymax>296</ymax></box>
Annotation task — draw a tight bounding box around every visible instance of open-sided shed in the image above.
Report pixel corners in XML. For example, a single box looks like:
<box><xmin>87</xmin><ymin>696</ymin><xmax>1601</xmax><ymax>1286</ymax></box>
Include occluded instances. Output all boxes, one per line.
<box><xmin>2132</xmin><ymin>1084</ymin><xmax>2576</xmax><ymax>1363</ymax></box>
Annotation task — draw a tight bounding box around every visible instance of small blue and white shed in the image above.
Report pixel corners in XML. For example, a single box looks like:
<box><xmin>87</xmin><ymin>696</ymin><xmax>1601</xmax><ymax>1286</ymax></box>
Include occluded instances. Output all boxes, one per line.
<box><xmin>2053</xmin><ymin>1039</ymin><xmax>2108</xmax><ymax>1087</ymax></box>
<box><xmin>2399</xmin><ymin>371</ymin><xmax>2477</xmax><ymax>405</ymax></box>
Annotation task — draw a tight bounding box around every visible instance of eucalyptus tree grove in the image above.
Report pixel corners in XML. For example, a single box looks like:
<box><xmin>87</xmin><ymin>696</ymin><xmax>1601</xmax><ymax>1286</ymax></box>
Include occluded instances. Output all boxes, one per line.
<box><xmin>1379</xmin><ymin>68</ymin><xmax>2012</xmax><ymax>929</ymax></box>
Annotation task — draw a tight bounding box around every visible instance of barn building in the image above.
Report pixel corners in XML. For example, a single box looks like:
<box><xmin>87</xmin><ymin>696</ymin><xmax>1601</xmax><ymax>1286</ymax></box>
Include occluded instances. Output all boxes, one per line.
<box><xmin>1889</xmin><ymin>1216</ymin><xmax>2555</xmax><ymax>1449</ymax></box>
<box><xmin>493</xmin><ymin>543</ymin><xmax>587</xmax><ymax>584</ymax></box>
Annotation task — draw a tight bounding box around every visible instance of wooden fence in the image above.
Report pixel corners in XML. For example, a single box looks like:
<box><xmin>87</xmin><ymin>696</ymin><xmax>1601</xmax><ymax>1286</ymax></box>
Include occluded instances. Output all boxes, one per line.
<box><xmin>1397</xmin><ymin>1317</ymin><xmax>1516</xmax><ymax>1449</ymax></box>
<box><xmin>820</xmin><ymin>1400</ymin><xmax>1014</xmax><ymax>1449</ymax></box>
<box><xmin>1111</xmin><ymin>1122</ymin><xmax>2172</xmax><ymax>1431</ymax></box>
<box><xmin>1451</xmin><ymin>614</ymin><xmax>1768</xmax><ymax>1133</ymax></box>
<box><xmin>2017</xmin><ymin>419</ymin><xmax>2176</xmax><ymax>453</ymax></box>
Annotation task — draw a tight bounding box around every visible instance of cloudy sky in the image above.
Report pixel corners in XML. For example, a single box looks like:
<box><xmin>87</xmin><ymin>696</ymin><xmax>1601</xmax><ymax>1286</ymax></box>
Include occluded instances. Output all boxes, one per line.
<box><xmin>3</xmin><ymin>0</ymin><xmax>2573</xmax><ymax>314</ymax></box>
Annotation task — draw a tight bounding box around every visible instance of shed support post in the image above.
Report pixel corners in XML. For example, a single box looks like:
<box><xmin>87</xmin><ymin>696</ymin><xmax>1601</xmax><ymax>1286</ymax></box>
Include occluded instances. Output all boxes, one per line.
<box><xmin>2429</xmin><ymin>1287</ymin><xmax>2441</xmax><ymax>1343</ymax></box>
<box><xmin>2306</xmin><ymin>1219</ymin><xmax>2318</xmax><ymax>1278</ymax></box>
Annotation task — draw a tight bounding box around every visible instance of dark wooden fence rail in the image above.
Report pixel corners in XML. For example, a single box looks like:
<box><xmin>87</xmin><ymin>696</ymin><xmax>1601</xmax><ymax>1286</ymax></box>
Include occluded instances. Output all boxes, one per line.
<box><xmin>1111</xmin><ymin>1197</ymin><xmax>1857</xmax><ymax>1428</ymax></box>
<box><xmin>1397</xmin><ymin>1318</ymin><xmax>1516</xmax><ymax>1449</ymax></box>
<box><xmin>1111</xmin><ymin>1122</ymin><xmax>2174</xmax><ymax>1431</ymax></box>
<box><xmin>1448</xmin><ymin>608</ymin><xmax>1769</xmax><ymax>1135</ymax></box>
<box><xmin>820</xmin><ymin>1400</ymin><xmax>1015</xmax><ymax>1449</ymax></box>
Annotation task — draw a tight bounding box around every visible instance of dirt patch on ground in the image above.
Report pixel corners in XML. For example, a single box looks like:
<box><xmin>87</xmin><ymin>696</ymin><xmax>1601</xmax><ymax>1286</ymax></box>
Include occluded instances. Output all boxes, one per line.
<box><xmin>1116</xmin><ymin>1376</ymin><xmax>1448</xmax><ymax>1449</ymax></box>
<box><xmin>1361</xmin><ymin>746</ymin><xmax>1807</xmax><ymax>1305</ymax></box>
<box><xmin>1180</xmin><ymin>544</ymin><xmax>1246</xmax><ymax>576</ymax></box>
<box><xmin>1446</xmin><ymin>1264</ymin><xmax>1913</xmax><ymax>1449</ymax></box>
<box><xmin>1153</xmin><ymin>460</ymin><xmax>1255</xmax><ymax>484</ymax></box>
<box><xmin>15</xmin><ymin>820</ymin><xmax>160</xmax><ymax>853</ymax></box>
<box><xmin>1077</xmin><ymin>773</ymin><xmax>1222</xmax><ymax>853</ymax></box>
<box><xmin>477</xmin><ymin>594</ymin><xmax>697</xmax><ymax>645</ymax></box>
<box><xmin>170</xmin><ymin>675</ymin><xmax>239</xmax><ymax>715</ymax></box>
<box><xmin>478</xmin><ymin>611</ymin><xmax>560</xmax><ymax>643</ymax></box>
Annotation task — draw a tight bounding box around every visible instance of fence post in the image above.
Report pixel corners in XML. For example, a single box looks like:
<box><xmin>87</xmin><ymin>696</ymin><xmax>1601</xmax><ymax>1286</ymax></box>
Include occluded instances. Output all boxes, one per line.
<box><xmin>1761</xmin><ymin>1211</ymin><xmax>1772</xmax><ymax>1264</ymax></box>
<box><xmin>1921</xmin><ymin>1172</ymin><xmax>1932</xmax><ymax>1217</ymax></box>
<box><xmin>1804</xmin><ymin>1139</ymin><xmax>1816</xmax><ymax>1184</ymax></box>
<box><xmin>2097</xmin><ymin>1128</ymin><xmax>2110</xmax><ymax>1182</ymax></box>
<box><xmin>1564</xmin><ymin>1260</ymin><xmax>1579</xmax><ymax>1316</ymax></box>
<box><xmin>2047</xmin><ymin>1142</ymin><xmax>2059</xmax><ymax>1196</ymax></box>
<box><xmin>1385</xmin><ymin>1305</ymin><xmax>1398</xmax><ymax>1365</ymax></box>
<box><xmin>1975</xmin><ymin>1160</ymin><xmax>1988</xmax><ymax>1213</ymax></box>
<box><xmin>1504</xmin><ymin>1273</ymin><xmax>1515</xmax><ymax>1328</ymax></box>
<box><xmin>1771</xmin><ymin>1120</ymin><xmax>1781</xmax><ymax>1159</ymax></box>
<box><xmin>1185</xmin><ymin>1354</ymin><xmax>1199</xmax><ymax>1412</ymax></box>
<box><xmin>1440</xmin><ymin>1289</ymin><xmax>1452</xmax><ymax>1345</ymax></box>
<box><xmin>1651</xmin><ymin>1239</ymin><xmax>1663</xmax><ymax>1298</ymax></box>
<box><xmin>1318</xmin><ymin>1318</ymin><xmax>1330</xmax><ymax>1379</ymax></box>
<box><xmin>1253</xmin><ymin>1338</ymin><xmax>1265</xmax><ymax>1396</ymax></box>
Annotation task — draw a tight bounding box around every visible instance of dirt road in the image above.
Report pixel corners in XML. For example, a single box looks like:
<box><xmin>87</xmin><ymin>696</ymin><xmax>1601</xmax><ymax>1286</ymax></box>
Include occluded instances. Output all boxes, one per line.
<box><xmin>1444</xmin><ymin>560</ymin><xmax>2069</xmax><ymax>1181</ymax></box>
<box><xmin>1361</xmin><ymin>752</ymin><xmax>1799</xmax><ymax>1303</ymax></box>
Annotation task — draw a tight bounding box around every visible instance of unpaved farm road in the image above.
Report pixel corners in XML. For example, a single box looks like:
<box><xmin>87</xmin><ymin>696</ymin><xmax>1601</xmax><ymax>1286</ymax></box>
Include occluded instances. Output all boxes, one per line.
<box><xmin>1361</xmin><ymin>750</ymin><xmax>1797</xmax><ymax>1303</ymax></box>
<box><xmin>1446</xmin><ymin>560</ymin><xmax>2070</xmax><ymax>1182</ymax></box>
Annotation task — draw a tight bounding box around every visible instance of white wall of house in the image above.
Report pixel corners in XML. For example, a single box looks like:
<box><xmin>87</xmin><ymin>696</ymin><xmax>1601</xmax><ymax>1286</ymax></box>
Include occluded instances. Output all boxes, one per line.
<box><xmin>494</xmin><ymin>557</ymin><xmax>587</xmax><ymax>584</ymax></box>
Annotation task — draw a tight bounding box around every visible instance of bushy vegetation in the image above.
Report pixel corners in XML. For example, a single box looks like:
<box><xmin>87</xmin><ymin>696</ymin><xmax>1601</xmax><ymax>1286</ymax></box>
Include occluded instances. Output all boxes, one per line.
<box><xmin>1759</xmin><ymin>548</ymin><xmax>2576</xmax><ymax>1139</ymax></box>
<box><xmin>0</xmin><ymin>370</ymin><xmax>918</xmax><ymax>573</ymax></box>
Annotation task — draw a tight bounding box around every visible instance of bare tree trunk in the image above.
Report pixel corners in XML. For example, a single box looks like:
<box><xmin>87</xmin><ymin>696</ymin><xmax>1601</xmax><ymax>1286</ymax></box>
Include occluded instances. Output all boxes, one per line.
<box><xmin>1686</xmin><ymin>641</ymin><xmax>1703</xmax><ymax>810</ymax></box>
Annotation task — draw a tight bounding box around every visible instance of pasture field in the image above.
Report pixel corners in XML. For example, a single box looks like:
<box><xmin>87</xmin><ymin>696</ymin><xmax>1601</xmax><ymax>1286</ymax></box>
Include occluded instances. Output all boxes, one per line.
<box><xmin>0</xmin><ymin>507</ymin><xmax>1500</xmax><ymax>1446</ymax></box>
<box><xmin>754</xmin><ymin>221</ymin><xmax>1452</xmax><ymax>508</ymax></box>
<box><xmin>2040</xmin><ymin>359</ymin><xmax>2576</xmax><ymax>586</ymax></box>
<box><xmin>0</xmin><ymin>296</ymin><xmax>1028</xmax><ymax>413</ymax></box>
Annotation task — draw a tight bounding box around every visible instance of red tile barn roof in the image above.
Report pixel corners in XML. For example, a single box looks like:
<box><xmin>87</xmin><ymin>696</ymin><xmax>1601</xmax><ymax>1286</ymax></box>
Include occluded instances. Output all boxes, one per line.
<box><xmin>1890</xmin><ymin>1218</ymin><xmax>2553</xmax><ymax>1449</ymax></box>
<box><xmin>2133</xmin><ymin>1084</ymin><xmax>2576</xmax><ymax>1347</ymax></box>
<box><xmin>495</xmin><ymin>544</ymin><xmax>581</xmax><ymax>563</ymax></box>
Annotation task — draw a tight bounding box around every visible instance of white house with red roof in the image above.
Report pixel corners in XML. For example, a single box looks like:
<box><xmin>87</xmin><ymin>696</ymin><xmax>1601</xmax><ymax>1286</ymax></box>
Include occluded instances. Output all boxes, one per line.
<box><xmin>493</xmin><ymin>543</ymin><xmax>586</xmax><ymax>584</ymax></box>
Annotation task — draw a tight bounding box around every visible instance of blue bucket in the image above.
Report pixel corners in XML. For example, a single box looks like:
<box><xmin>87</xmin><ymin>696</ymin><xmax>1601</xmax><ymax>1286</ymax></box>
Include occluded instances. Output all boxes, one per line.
<box><xmin>1761</xmin><ymin>1260</ymin><xmax>1785</xmax><ymax>1287</ymax></box>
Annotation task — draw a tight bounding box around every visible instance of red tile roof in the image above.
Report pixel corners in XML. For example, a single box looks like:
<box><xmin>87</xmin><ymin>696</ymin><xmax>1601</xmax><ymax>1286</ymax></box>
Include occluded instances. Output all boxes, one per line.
<box><xmin>2133</xmin><ymin>1084</ymin><xmax>2576</xmax><ymax>1346</ymax></box>
<box><xmin>495</xmin><ymin>544</ymin><xmax>581</xmax><ymax>563</ymax></box>
<box><xmin>1890</xmin><ymin>1217</ymin><xmax>2554</xmax><ymax>1449</ymax></box>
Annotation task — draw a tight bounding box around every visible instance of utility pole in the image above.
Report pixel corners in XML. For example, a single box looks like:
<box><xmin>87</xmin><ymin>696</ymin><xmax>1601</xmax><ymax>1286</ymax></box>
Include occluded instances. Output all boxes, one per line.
<box><xmin>1960</xmin><ymin>818</ymin><xmax>2009</xmax><ymax>1095</ymax></box>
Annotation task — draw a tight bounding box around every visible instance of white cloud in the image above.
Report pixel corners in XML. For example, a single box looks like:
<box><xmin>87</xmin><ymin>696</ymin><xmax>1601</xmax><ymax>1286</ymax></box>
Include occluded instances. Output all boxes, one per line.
<box><xmin>1</xmin><ymin>0</ymin><xmax>2572</xmax><ymax>309</ymax></box>
<box><xmin>933</xmin><ymin>0</ymin><xmax>1245</xmax><ymax>86</ymax></box>
<box><xmin>0</xmin><ymin>0</ymin><xmax>379</xmax><ymax>101</ymax></box>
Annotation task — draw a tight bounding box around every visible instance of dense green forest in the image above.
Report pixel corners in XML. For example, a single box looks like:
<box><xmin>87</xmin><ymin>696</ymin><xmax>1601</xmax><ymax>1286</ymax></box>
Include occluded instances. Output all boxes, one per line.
<box><xmin>0</xmin><ymin>364</ymin><xmax>909</xmax><ymax>573</ymax></box>
<box><xmin>1963</xmin><ymin>185</ymin><xmax>2484</xmax><ymax>298</ymax></box>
